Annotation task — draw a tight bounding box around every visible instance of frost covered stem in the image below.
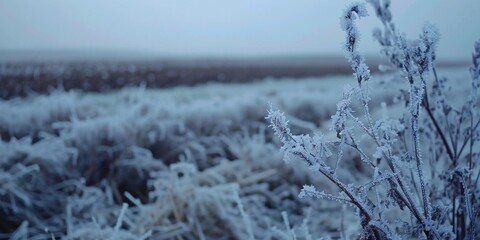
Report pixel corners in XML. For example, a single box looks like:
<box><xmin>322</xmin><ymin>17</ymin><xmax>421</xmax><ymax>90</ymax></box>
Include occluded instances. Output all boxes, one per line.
<box><xmin>341</xmin><ymin>0</ymin><xmax>382</xmax><ymax>172</ymax></box>
<box><xmin>411</xmin><ymin>113</ymin><xmax>431</xmax><ymax>220</ymax></box>
<box><xmin>316</xmin><ymin>161</ymin><xmax>373</xmax><ymax>222</ymax></box>
<box><xmin>411</xmin><ymin>77</ymin><xmax>432</xmax><ymax>225</ymax></box>
<box><xmin>313</xmin><ymin>163</ymin><xmax>385</xmax><ymax>239</ymax></box>
<box><xmin>376</xmin><ymin>141</ymin><xmax>434</xmax><ymax>239</ymax></box>
<box><xmin>341</xmin><ymin>3</ymin><xmax>371</xmax><ymax>85</ymax></box>
<box><xmin>422</xmin><ymin>67</ymin><xmax>455</xmax><ymax>163</ymax></box>
<box><xmin>341</xmin><ymin>3</ymin><xmax>379</xmax><ymax>144</ymax></box>
<box><xmin>266</xmin><ymin>109</ymin><xmax>374</xmax><ymax>228</ymax></box>
<box><xmin>457</xmin><ymin>119</ymin><xmax>480</xmax><ymax>162</ymax></box>
<box><xmin>289</xmin><ymin>144</ymin><xmax>373</xmax><ymax>221</ymax></box>
<box><xmin>294</xmin><ymin>150</ymin><xmax>384</xmax><ymax>239</ymax></box>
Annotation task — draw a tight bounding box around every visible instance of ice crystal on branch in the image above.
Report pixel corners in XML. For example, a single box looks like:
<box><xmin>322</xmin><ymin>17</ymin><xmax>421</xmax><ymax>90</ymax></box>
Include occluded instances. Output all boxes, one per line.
<box><xmin>413</xmin><ymin>23</ymin><xmax>440</xmax><ymax>76</ymax></box>
<box><xmin>266</xmin><ymin>108</ymin><xmax>292</xmax><ymax>144</ymax></box>
<box><xmin>367</xmin><ymin>0</ymin><xmax>392</xmax><ymax>24</ymax></box>
<box><xmin>342</xmin><ymin>2</ymin><xmax>371</xmax><ymax>85</ymax></box>
<box><xmin>267</xmin><ymin>108</ymin><xmax>332</xmax><ymax>167</ymax></box>
<box><xmin>331</xmin><ymin>86</ymin><xmax>354</xmax><ymax>138</ymax></box>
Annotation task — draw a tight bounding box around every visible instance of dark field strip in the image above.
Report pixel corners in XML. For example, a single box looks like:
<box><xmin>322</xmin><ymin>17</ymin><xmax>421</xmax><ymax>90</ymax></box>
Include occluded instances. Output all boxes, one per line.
<box><xmin>0</xmin><ymin>56</ymin><xmax>466</xmax><ymax>99</ymax></box>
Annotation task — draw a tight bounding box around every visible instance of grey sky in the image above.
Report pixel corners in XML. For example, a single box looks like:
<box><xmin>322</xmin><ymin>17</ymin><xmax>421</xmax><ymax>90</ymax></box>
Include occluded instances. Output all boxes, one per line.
<box><xmin>0</xmin><ymin>0</ymin><xmax>479</xmax><ymax>60</ymax></box>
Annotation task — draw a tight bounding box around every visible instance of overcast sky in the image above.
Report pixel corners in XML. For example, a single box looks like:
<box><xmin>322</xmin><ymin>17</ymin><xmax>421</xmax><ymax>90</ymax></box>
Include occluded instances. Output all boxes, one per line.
<box><xmin>0</xmin><ymin>0</ymin><xmax>479</xmax><ymax>60</ymax></box>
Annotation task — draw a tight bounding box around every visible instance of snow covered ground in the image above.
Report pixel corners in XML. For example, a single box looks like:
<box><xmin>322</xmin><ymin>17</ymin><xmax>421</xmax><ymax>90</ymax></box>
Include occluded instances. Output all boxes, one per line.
<box><xmin>0</xmin><ymin>66</ymin><xmax>471</xmax><ymax>239</ymax></box>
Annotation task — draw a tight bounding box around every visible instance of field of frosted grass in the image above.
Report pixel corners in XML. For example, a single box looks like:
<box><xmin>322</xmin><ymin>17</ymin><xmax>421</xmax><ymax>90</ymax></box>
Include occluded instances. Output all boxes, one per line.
<box><xmin>0</xmin><ymin>67</ymin><xmax>471</xmax><ymax>239</ymax></box>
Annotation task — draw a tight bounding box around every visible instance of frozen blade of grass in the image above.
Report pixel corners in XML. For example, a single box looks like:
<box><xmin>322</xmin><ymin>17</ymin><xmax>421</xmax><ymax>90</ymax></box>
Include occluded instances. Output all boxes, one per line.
<box><xmin>299</xmin><ymin>185</ymin><xmax>351</xmax><ymax>205</ymax></box>
<box><xmin>66</xmin><ymin>203</ymin><xmax>72</xmax><ymax>237</ymax></box>
<box><xmin>282</xmin><ymin>211</ymin><xmax>296</xmax><ymax>240</ymax></box>
<box><xmin>9</xmin><ymin>221</ymin><xmax>29</xmax><ymax>240</ymax></box>
<box><xmin>139</xmin><ymin>230</ymin><xmax>152</xmax><ymax>240</ymax></box>
<box><xmin>124</xmin><ymin>192</ymin><xmax>142</xmax><ymax>207</ymax></box>
<box><xmin>234</xmin><ymin>192</ymin><xmax>254</xmax><ymax>240</ymax></box>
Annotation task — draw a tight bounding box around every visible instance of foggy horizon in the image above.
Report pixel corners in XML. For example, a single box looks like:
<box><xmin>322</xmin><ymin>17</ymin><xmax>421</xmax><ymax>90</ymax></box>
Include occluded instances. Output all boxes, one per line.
<box><xmin>1</xmin><ymin>0</ymin><xmax>480</xmax><ymax>61</ymax></box>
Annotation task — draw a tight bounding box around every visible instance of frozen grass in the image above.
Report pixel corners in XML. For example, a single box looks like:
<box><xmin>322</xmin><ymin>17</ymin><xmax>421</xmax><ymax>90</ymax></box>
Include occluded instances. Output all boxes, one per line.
<box><xmin>0</xmin><ymin>67</ymin><xmax>471</xmax><ymax>239</ymax></box>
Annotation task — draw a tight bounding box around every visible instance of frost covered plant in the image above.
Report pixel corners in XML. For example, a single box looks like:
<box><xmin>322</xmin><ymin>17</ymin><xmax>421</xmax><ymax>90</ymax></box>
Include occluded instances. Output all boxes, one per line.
<box><xmin>268</xmin><ymin>1</ymin><xmax>479</xmax><ymax>239</ymax></box>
